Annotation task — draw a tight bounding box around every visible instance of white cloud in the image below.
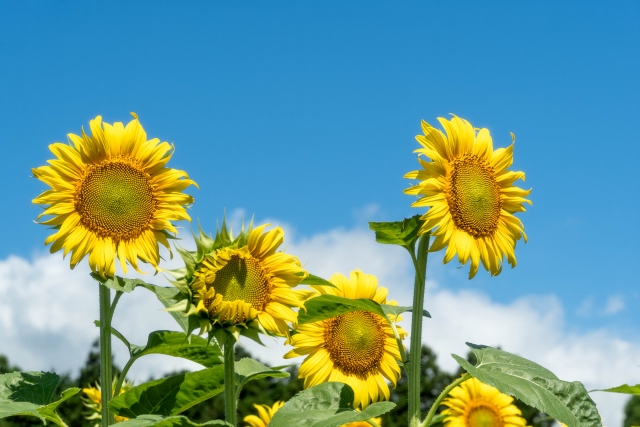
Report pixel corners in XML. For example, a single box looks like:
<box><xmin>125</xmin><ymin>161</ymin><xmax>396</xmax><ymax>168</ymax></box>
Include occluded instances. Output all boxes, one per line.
<box><xmin>603</xmin><ymin>295</ymin><xmax>625</xmax><ymax>315</ymax></box>
<box><xmin>1</xmin><ymin>223</ymin><xmax>638</xmax><ymax>427</ymax></box>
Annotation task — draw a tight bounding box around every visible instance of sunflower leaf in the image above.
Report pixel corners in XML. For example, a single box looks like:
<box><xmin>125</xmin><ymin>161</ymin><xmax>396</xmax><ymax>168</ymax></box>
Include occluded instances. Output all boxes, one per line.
<box><xmin>300</xmin><ymin>274</ymin><xmax>338</xmax><ymax>289</ymax></box>
<box><xmin>0</xmin><ymin>371</ymin><xmax>79</xmax><ymax>427</ymax></box>
<box><xmin>368</xmin><ymin>215</ymin><xmax>424</xmax><ymax>250</ymax></box>
<box><xmin>91</xmin><ymin>274</ymin><xmax>149</xmax><ymax>293</ymax></box>
<box><xmin>592</xmin><ymin>384</ymin><xmax>640</xmax><ymax>395</ymax></box>
<box><xmin>115</xmin><ymin>414</ymin><xmax>231</xmax><ymax>427</ymax></box>
<box><xmin>268</xmin><ymin>382</ymin><xmax>394</xmax><ymax>427</ymax></box>
<box><xmin>380</xmin><ymin>304</ymin><xmax>431</xmax><ymax>319</ymax></box>
<box><xmin>109</xmin><ymin>367</ymin><xmax>225</xmax><ymax>418</ymax></box>
<box><xmin>124</xmin><ymin>330</ymin><xmax>223</xmax><ymax>368</ymax></box>
<box><xmin>142</xmin><ymin>284</ymin><xmax>193</xmax><ymax>334</ymax></box>
<box><xmin>234</xmin><ymin>358</ymin><xmax>289</xmax><ymax>399</ymax></box>
<box><xmin>298</xmin><ymin>295</ymin><xmax>388</xmax><ymax>324</ymax></box>
<box><xmin>452</xmin><ymin>343</ymin><xmax>602</xmax><ymax>427</ymax></box>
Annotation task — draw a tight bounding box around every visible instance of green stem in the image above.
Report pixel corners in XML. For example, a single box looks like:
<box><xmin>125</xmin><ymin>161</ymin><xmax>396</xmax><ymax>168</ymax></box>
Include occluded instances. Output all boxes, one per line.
<box><xmin>224</xmin><ymin>339</ymin><xmax>237</xmax><ymax>427</ymax></box>
<box><xmin>113</xmin><ymin>357</ymin><xmax>134</xmax><ymax>397</ymax></box>
<box><xmin>407</xmin><ymin>233</ymin><xmax>431</xmax><ymax>427</ymax></box>
<box><xmin>99</xmin><ymin>284</ymin><xmax>115</xmax><ymax>426</ymax></box>
<box><xmin>420</xmin><ymin>373</ymin><xmax>471</xmax><ymax>427</ymax></box>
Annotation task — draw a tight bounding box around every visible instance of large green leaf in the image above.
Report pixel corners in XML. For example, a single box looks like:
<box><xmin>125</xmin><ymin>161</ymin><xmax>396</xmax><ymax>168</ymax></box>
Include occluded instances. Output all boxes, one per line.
<box><xmin>234</xmin><ymin>358</ymin><xmax>289</xmax><ymax>399</ymax></box>
<box><xmin>594</xmin><ymin>384</ymin><xmax>640</xmax><ymax>395</ymax></box>
<box><xmin>368</xmin><ymin>215</ymin><xmax>423</xmax><ymax>250</ymax></box>
<box><xmin>142</xmin><ymin>284</ymin><xmax>194</xmax><ymax>334</ymax></box>
<box><xmin>127</xmin><ymin>331</ymin><xmax>223</xmax><ymax>368</ymax></box>
<box><xmin>300</xmin><ymin>274</ymin><xmax>337</xmax><ymax>289</ymax></box>
<box><xmin>298</xmin><ymin>294</ymin><xmax>429</xmax><ymax>325</ymax></box>
<box><xmin>91</xmin><ymin>274</ymin><xmax>150</xmax><ymax>293</ymax></box>
<box><xmin>109</xmin><ymin>367</ymin><xmax>225</xmax><ymax>418</ymax></box>
<box><xmin>0</xmin><ymin>371</ymin><xmax>79</xmax><ymax>426</ymax></box>
<box><xmin>268</xmin><ymin>382</ymin><xmax>394</xmax><ymax>427</ymax></box>
<box><xmin>116</xmin><ymin>414</ymin><xmax>230</xmax><ymax>427</ymax></box>
<box><xmin>452</xmin><ymin>343</ymin><xmax>602</xmax><ymax>427</ymax></box>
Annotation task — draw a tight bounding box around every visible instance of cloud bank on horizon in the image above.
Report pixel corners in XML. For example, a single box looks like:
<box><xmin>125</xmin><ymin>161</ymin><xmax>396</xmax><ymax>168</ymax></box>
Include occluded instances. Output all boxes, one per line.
<box><xmin>0</xmin><ymin>220</ymin><xmax>636</xmax><ymax>427</ymax></box>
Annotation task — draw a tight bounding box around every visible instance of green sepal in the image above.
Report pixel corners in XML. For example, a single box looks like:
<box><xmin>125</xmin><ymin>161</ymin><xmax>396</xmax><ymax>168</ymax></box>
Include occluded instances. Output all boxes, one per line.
<box><xmin>116</xmin><ymin>414</ymin><xmax>231</xmax><ymax>427</ymax></box>
<box><xmin>109</xmin><ymin>367</ymin><xmax>226</xmax><ymax>418</ymax></box>
<box><xmin>593</xmin><ymin>384</ymin><xmax>640</xmax><ymax>395</ymax></box>
<box><xmin>453</xmin><ymin>343</ymin><xmax>602</xmax><ymax>427</ymax></box>
<box><xmin>91</xmin><ymin>274</ymin><xmax>150</xmax><ymax>293</ymax></box>
<box><xmin>0</xmin><ymin>371</ymin><xmax>79</xmax><ymax>427</ymax></box>
<box><xmin>234</xmin><ymin>358</ymin><xmax>289</xmax><ymax>399</ymax></box>
<box><xmin>268</xmin><ymin>382</ymin><xmax>395</xmax><ymax>427</ymax></box>
<box><xmin>175</xmin><ymin>245</ymin><xmax>197</xmax><ymax>277</ymax></box>
<box><xmin>300</xmin><ymin>274</ymin><xmax>338</xmax><ymax>289</ymax></box>
<box><xmin>368</xmin><ymin>215</ymin><xmax>424</xmax><ymax>251</ymax></box>
<box><xmin>194</xmin><ymin>222</ymin><xmax>215</xmax><ymax>264</ymax></box>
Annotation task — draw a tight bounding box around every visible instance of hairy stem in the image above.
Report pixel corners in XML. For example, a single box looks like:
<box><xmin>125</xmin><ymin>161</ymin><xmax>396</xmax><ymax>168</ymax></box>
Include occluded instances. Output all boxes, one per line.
<box><xmin>224</xmin><ymin>339</ymin><xmax>237</xmax><ymax>427</ymax></box>
<box><xmin>420</xmin><ymin>373</ymin><xmax>472</xmax><ymax>427</ymax></box>
<box><xmin>408</xmin><ymin>233</ymin><xmax>431</xmax><ymax>427</ymax></box>
<box><xmin>99</xmin><ymin>284</ymin><xmax>115</xmax><ymax>426</ymax></box>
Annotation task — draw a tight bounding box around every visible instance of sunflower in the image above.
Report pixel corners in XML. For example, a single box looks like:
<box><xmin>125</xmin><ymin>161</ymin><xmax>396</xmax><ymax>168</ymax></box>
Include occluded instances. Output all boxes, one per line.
<box><xmin>404</xmin><ymin>116</ymin><xmax>531</xmax><ymax>278</ymax></box>
<box><xmin>82</xmin><ymin>377</ymin><xmax>134</xmax><ymax>426</ymax></box>
<box><xmin>32</xmin><ymin>113</ymin><xmax>197</xmax><ymax>278</ymax></box>
<box><xmin>171</xmin><ymin>220</ymin><xmax>313</xmax><ymax>339</ymax></box>
<box><xmin>284</xmin><ymin>270</ymin><xmax>406</xmax><ymax>409</ymax></box>
<box><xmin>441</xmin><ymin>377</ymin><xmax>530</xmax><ymax>427</ymax></box>
<box><xmin>243</xmin><ymin>401</ymin><xmax>382</xmax><ymax>427</ymax></box>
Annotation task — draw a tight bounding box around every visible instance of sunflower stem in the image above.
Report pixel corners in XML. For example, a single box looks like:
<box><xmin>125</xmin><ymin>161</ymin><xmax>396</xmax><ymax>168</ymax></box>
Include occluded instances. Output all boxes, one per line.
<box><xmin>223</xmin><ymin>339</ymin><xmax>237</xmax><ymax>427</ymax></box>
<box><xmin>99</xmin><ymin>284</ymin><xmax>115</xmax><ymax>426</ymax></box>
<box><xmin>408</xmin><ymin>232</ymin><xmax>431</xmax><ymax>427</ymax></box>
<box><xmin>420</xmin><ymin>373</ymin><xmax>471</xmax><ymax>427</ymax></box>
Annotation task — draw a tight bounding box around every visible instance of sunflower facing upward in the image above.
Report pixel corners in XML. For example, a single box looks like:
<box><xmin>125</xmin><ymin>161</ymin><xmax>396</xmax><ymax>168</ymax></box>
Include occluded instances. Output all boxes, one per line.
<box><xmin>441</xmin><ymin>377</ymin><xmax>530</xmax><ymax>427</ymax></box>
<box><xmin>284</xmin><ymin>270</ymin><xmax>406</xmax><ymax>409</ymax></box>
<box><xmin>243</xmin><ymin>401</ymin><xmax>382</xmax><ymax>427</ymax></box>
<box><xmin>32</xmin><ymin>114</ymin><xmax>197</xmax><ymax>278</ymax></box>
<box><xmin>170</xmin><ymin>220</ymin><xmax>313</xmax><ymax>339</ymax></box>
<box><xmin>404</xmin><ymin>116</ymin><xmax>531</xmax><ymax>279</ymax></box>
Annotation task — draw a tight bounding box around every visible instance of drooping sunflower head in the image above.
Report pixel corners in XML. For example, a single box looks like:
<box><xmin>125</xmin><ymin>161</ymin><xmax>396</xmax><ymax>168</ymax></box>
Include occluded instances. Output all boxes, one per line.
<box><xmin>242</xmin><ymin>400</ymin><xmax>382</xmax><ymax>427</ymax></box>
<box><xmin>82</xmin><ymin>377</ymin><xmax>134</xmax><ymax>426</ymax></box>
<box><xmin>32</xmin><ymin>114</ymin><xmax>197</xmax><ymax>278</ymax></box>
<box><xmin>404</xmin><ymin>115</ymin><xmax>532</xmax><ymax>279</ymax></box>
<box><xmin>442</xmin><ymin>377</ymin><xmax>530</xmax><ymax>427</ymax></box>
<box><xmin>169</xmin><ymin>218</ymin><xmax>313</xmax><ymax>341</ymax></box>
<box><xmin>285</xmin><ymin>270</ymin><xmax>406</xmax><ymax>410</ymax></box>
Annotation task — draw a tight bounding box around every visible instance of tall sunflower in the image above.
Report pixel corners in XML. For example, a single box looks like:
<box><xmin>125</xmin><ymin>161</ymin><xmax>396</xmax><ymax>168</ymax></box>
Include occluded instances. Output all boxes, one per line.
<box><xmin>284</xmin><ymin>270</ymin><xmax>406</xmax><ymax>409</ymax></box>
<box><xmin>441</xmin><ymin>377</ymin><xmax>530</xmax><ymax>427</ymax></box>
<box><xmin>243</xmin><ymin>401</ymin><xmax>382</xmax><ymax>427</ymax></box>
<box><xmin>170</xmin><ymin>220</ymin><xmax>313</xmax><ymax>339</ymax></box>
<box><xmin>32</xmin><ymin>114</ymin><xmax>197</xmax><ymax>278</ymax></box>
<box><xmin>404</xmin><ymin>116</ymin><xmax>531</xmax><ymax>278</ymax></box>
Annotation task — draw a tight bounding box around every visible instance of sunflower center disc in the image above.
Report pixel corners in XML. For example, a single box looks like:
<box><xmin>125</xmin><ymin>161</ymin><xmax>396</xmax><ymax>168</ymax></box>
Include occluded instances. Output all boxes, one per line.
<box><xmin>75</xmin><ymin>161</ymin><xmax>155</xmax><ymax>241</ymax></box>
<box><xmin>324</xmin><ymin>311</ymin><xmax>386</xmax><ymax>376</ymax></box>
<box><xmin>211</xmin><ymin>255</ymin><xmax>271</xmax><ymax>310</ymax></box>
<box><xmin>465</xmin><ymin>404</ymin><xmax>504</xmax><ymax>427</ymax></box>
<box><xmin>448</xmin><ymin>154</ymin><xmax>502</xmax><ymax>237</ymax></box>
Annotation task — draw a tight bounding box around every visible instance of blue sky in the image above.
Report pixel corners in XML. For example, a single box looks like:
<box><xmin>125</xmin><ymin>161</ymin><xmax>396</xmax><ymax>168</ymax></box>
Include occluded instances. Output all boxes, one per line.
<box><xmin>2</xmin><ymin>1</ymin><xmax>639</xmax><ymax>348</ymax></box>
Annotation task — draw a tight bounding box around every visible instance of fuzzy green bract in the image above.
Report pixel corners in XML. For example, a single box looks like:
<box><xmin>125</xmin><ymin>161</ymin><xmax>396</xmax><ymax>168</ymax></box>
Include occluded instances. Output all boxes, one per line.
<box><xmin>453</xmin><ymin>343</ymin><xmax>602</xmax><ymax>427</ymax></box>
<box><xmin>268</xmin><ymin>382</ymin><xmax>395</xmax><ymax>427</ymax></box>
<box><xmin>0</xmin><ymin>371</ymin><xmax>79</xmax><ymax>427</ymax></box>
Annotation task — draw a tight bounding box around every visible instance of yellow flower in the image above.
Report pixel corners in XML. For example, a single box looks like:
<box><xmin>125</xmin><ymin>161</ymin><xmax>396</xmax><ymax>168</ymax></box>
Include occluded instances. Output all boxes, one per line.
<box><xmin>404</xmin><ymin>116</ymin><xmax>531</xmax><ymax>278</ymax></box>
<box><xmin>441</xmin><ymin>377</ymin><xmax>530</xmax><ymax>427</ymax></box>
<box><xmin>243</xmin><ymin>401</ymin><xmax>382</xmax><ymax>427</ymax></box>
<box><xmin>284</xmin><ymin>270</ymin><xmax>406</xmax><ymax>409</ymax></box>
<box><xmin>32</xmin><ymin>113</ymin><xmax>197</xmax><ymax>278</ymax></box>
<box><xmin>180</xmin><ymin>221</ymin><xmax>313</xmax><ymax>338</ymax></box>
<box><xmin>82</xmin><ymin>378</ymin><xmax>134</xmax><ymax>426</ymax></box>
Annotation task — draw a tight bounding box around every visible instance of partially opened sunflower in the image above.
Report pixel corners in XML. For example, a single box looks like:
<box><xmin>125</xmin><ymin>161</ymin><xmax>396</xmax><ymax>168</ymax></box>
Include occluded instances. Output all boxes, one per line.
<box><xmin>404</xmin><ymin>115</ymin><xmax>531</xmax><ymax>278</ymax></box>
<box><xmin>284</xmin><ymin>270</ymin><xmax>406</xmax><ymax>409</ymax></box>
<box><xmin>32</xmin><ymin>113</ymin><xmax>197</xmax><ymax>277</ymax></box>
<box><xmin>441</xmin><ymin>377</ymin><xmax>530</xmax><ymax>427</ymax></box>
<box><xmin>170</xmin><ymin>220</ymin><xmax>313</xmax><ymax>340</ymax></box>
<box><xmin>243</xmin><ymin>401</ymin><xmax>382</xmax><ymax>427</ymax></box>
